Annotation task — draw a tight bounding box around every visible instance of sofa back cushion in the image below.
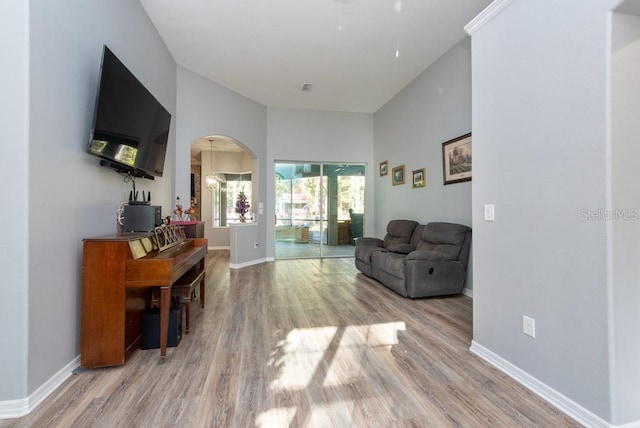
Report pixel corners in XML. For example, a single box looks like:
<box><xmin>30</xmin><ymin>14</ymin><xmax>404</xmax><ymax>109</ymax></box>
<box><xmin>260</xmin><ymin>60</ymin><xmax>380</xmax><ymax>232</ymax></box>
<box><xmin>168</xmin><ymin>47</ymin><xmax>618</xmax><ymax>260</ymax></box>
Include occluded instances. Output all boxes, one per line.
<box><xmin>416</xmin><ymin>222</ymin><xmax>472</xmax><ymax>264</ymax></box>
<box><xmin>409</xmin><ymin>224</ymin><xmax>425</xmax><ymax>248</ymax></box>
<box><xmin>383</xmin><ymin>220</ymin><xmax>418</xmax><ymax>248</ymax></box>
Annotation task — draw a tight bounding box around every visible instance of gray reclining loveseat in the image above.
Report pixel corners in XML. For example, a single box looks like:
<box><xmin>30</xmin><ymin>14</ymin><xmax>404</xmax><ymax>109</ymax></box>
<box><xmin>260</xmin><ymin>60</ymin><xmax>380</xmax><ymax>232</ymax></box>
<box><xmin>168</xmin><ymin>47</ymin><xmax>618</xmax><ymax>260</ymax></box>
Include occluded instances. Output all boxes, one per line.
<box><xmin>355</xmin><ymin>220</ymin><xmax>472</xmax><ymax>298</ymax></box>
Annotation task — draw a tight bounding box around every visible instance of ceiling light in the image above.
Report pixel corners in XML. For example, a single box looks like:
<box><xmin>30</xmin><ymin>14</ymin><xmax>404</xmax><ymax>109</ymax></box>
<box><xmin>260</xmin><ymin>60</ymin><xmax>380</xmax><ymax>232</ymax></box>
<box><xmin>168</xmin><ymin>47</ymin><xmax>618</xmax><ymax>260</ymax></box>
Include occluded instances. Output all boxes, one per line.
<box><xmin>301</xmin><ymin>83</ymin><xmax>313</xmax><ymax>92</ymax></box>
<box><xmin>395</xmin><ymin>50</ymin><xmax>400</xmax><ymax>59</ymax></box>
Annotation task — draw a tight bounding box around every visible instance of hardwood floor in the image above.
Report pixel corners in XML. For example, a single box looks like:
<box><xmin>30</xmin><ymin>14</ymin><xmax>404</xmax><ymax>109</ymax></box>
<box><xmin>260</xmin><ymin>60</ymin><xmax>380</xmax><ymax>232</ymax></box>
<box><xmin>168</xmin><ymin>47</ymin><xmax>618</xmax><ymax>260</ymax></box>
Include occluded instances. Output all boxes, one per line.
<box><xmin>1</xmin><ymin>251</ymin><xmax>579</xmax><ymax>427</ymax></box>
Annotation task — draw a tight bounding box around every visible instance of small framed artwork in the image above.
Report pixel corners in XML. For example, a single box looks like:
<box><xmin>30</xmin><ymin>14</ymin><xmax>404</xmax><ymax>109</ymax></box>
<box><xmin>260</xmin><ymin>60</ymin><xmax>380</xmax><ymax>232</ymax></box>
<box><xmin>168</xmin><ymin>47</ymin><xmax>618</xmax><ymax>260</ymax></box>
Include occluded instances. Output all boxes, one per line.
<box><xmin>379</xmin><ymin>160</ymin><xmax>388</xmax><ymax>176</ymax></box>
<box><xmin>412</xmin><ymin>168</ymin><xmax>426</xmax><ymax>188</ymax></box>
<box><xmin>392</xmin><ymin>164</ymin><xmax>405</xmax><ymax>186</ymax></box>
<box><xmin>442</xmin><ymin>132</ymin><xmax>472</xmax><ymax>185</ymax></box>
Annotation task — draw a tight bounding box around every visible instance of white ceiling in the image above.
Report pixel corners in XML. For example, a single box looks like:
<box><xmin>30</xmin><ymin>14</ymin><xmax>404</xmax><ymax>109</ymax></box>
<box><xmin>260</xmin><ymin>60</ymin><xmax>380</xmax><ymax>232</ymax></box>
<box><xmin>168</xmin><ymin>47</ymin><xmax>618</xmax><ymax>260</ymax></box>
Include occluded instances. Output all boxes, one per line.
<box><xmin>190</xmin><ymin>136</ymin><xmax>244</xmax><ymax>164</ymax></box>
<box><xmin>140</xmin><ymin>0</ymin><xmax>492</xmax><ymax>114</ymax></box>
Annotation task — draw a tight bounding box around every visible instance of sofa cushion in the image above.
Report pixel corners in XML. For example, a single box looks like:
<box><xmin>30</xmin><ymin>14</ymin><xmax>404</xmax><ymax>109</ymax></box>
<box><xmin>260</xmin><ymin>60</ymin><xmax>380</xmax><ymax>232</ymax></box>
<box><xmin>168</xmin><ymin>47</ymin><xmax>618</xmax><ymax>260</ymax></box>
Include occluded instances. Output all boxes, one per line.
<box><xmin>372</xmin><ymin>252</ymin><xmax>407</xmax><ymax>281</ymax></box>
<box><xmin>383</xmin><ymin>220</ymin><xmax>418</xmax><ymax>248</ymax></box>
<box><xmin>407</xmin><ymin>250</ymin><xmax>452</xmax><ymax>262</ymax></box>
<box><xmin>386</xmin><ymin>243</ymin><xmax>415</xmax><ymax>254</ymax></box>
<box><xmin>355</xmin><ymin>245</ymin><xmax>387</xmax><ymax>264</ymax></box>
<box><xmin>409</xmin><ymin>224</ymin><xmax>425</xmax><ymax>248</ymax></box>
<box><xmin>416</xmin><ymin>222</ymin><xmax>471</xmax><ymax>261</ymax></box>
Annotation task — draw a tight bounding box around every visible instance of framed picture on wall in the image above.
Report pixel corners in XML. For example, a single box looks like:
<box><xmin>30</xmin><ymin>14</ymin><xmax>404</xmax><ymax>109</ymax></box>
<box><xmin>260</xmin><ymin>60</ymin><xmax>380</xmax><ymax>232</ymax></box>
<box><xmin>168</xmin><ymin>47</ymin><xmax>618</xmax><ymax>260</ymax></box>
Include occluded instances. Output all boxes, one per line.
<box><xmin>412</xmin><ymin>168</ymin><xmax>426</xmax><ymax>188</ymax></box>
<box><xmin>379</xmin><ymin>160</ymin><xmax>388</xmax><ymax>176</ymax></box>
<box><xmin>442</xmin><ymin>133</ymin><xmax>472</xmax><ymax>185</ymax></box>
<box><xmin>392</xmin><ymin>165</ymin><xmax>405</xmax><ymax>186</ymax></box>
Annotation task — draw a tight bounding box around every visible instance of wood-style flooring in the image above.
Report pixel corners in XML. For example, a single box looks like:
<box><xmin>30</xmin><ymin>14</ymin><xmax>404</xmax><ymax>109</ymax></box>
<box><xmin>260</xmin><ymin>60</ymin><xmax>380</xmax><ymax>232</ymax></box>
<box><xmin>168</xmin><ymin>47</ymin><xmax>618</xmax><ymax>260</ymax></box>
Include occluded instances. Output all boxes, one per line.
<box><xmin>1</xmin><ymin>251</ymin><xmax>579</xmax><ymax>427</ymax></box>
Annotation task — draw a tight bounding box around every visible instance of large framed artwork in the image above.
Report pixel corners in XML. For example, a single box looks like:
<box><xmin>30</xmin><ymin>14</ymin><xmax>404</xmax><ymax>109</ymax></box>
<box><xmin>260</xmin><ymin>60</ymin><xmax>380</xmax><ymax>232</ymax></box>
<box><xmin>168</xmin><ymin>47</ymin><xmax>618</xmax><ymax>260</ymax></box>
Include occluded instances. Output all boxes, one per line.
<box><xmin>442</xmin><ymin>133</ymin><xmax>472</xmax><ymax>185</ymax></box>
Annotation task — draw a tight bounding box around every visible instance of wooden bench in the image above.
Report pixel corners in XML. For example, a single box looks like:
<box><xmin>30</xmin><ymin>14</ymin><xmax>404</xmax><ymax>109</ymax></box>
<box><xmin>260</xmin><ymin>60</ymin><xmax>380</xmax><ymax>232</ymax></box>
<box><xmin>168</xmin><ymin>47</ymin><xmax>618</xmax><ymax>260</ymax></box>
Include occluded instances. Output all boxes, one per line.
<box><xmin>171</xmin><ymin>266</ymin><xmax>205</xmax><ymax>334</ymax></box>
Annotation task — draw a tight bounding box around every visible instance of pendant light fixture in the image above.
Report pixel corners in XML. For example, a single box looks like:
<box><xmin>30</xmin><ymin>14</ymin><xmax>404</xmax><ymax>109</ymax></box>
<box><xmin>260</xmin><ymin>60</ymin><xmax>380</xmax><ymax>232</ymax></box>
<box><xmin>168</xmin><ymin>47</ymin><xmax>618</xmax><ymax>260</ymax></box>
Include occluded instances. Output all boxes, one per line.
<box><xmin>205</xmin><ymin>138</ymin><xmax>217</xmax><ymax>189</ymax></box>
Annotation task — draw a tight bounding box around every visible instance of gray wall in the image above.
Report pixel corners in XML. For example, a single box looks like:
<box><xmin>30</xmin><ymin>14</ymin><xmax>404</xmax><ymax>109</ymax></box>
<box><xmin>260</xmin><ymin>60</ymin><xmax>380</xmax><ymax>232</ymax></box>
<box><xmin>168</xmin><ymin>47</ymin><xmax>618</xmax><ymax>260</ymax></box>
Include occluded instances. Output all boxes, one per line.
<box><xmin>611</xmin><ymin>10</ymin><xmax>640</xmax><ymax>425</ymax></box>
<box><xmin>176</xmin><ymin>67</ymin><xmax>268</xmax><ymax>256</ymax></box>
<box><xmin>266</xmin><ymin>108</ymin><xmax>375</xmax><ymax>259</ymax></box>
<box><xmin>373</xmin><ymin>38</ymin><xmax>473</xmax><ymax>289</ymax></box>
<box><xmin>0</xmin><ymin>0</ymin><xmax>29</xmax><ymax>401</ymax></box>
<box><xmin>470</xmin><ymin>0</ymin><xmax>611</xmax><ymax>421</ymax></box>
<box><xmin>2</xmin><ymin>0</ymin><xmax>178</xmax><ymax>401</ymax></box>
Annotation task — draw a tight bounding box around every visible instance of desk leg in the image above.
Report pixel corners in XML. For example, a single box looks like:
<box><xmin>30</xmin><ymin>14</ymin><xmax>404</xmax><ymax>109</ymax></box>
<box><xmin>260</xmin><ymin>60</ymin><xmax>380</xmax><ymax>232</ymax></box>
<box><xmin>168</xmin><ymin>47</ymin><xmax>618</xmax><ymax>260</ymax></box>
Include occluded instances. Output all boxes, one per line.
<box><xmin>200</xmin><ymin>271</ymin><xmax>205</xmax><ymax>309</ymax></box>
<box><xmin>159</xmin><ymin>285</ymin><xmax>169</xmax><ymax>358</ymax></box>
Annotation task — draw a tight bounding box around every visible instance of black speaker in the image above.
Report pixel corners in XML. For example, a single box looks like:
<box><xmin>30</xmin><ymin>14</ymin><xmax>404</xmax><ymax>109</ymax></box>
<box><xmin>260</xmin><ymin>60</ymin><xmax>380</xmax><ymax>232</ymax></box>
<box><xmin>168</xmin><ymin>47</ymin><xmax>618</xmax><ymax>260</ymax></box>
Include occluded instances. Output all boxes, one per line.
<box><xmin>123</xmin><ymin>205</ymin><xmax>162</xmax><ymax>232</ymax></box>
<box><xmin>140</xmin><ymin>306</ymin><xmax>182</xmax><ymax>349</ymax></box>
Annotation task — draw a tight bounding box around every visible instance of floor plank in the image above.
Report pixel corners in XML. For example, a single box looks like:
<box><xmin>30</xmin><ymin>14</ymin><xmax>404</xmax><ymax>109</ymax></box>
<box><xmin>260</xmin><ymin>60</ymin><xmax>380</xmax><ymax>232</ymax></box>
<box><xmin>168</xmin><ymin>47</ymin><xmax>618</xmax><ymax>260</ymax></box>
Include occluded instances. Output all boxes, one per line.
<box><xmin>0</xmin><ymin>251</ymin><xmax>580</xmax><ymax>427</ymax></box>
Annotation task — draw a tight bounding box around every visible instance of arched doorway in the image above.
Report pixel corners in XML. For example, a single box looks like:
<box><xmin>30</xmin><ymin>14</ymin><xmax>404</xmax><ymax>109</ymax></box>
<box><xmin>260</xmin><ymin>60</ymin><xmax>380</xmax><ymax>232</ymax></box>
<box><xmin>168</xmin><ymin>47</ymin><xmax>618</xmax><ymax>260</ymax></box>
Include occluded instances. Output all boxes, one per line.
<box><xmin>191</xmin><ymin>135</ymin><xmax>256</xmax><ymax>248</ymax></box>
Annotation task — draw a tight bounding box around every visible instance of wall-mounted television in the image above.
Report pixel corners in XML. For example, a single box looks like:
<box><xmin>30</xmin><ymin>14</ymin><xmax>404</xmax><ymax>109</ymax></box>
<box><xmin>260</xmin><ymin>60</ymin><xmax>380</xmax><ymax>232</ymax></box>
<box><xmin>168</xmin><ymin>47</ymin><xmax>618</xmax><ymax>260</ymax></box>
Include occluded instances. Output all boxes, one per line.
<box><xmin>88</xmin><ymin>46</ymin><xmax>171</xmax><ymax>179</ymax></box>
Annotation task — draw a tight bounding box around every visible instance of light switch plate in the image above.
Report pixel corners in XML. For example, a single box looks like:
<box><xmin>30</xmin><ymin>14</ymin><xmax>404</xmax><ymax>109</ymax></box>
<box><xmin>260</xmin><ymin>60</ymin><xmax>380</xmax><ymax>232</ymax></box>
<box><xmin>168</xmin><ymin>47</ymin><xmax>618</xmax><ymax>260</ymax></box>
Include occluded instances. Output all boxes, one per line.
<box><xmin>523</xmin><ymin>315</ymin><xmax>536</xmax><ymax>338</ymax></box>
<box><xmin>484</xmin><ymin>204</ymin><xmax>495</xmax><ymax>221</ymax></box>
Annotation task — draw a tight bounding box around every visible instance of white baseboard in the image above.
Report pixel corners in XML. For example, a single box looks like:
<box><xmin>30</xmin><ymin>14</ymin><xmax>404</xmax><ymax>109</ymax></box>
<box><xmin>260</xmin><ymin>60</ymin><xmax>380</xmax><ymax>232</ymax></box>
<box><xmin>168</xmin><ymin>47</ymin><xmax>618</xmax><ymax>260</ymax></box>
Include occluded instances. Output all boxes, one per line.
<box><xmin>462</xmin><ymin>287</ymin><xmax>473</xmax><ymax>298</ymax></box>
<box><xmin>0</xmin><ymin>355</ymin><xmax>81</xmax><ymax>419</ymax></box>
<box><xmin>230</xmin><ymin>257</ymin><xmax>271</xmax><ymax>269</ymax></box>
<box><xmin>470</xmin><ymin>341</ymin><xmax>617</xmax><ymax>428</ymax></box>
<box><xmin>208</xmin><ymin>246</ymin><xmax>229</xmax><ymax>250</ymax></box>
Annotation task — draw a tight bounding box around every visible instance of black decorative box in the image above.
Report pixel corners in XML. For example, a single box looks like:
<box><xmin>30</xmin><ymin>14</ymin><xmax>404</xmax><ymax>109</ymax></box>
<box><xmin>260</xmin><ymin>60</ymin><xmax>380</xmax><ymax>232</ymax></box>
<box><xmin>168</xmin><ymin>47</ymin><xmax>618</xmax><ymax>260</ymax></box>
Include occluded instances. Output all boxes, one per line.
<box><xmin>141</xmin><ymin>306</ymin><xmax>182</xmax><ymax>349</ymax></box>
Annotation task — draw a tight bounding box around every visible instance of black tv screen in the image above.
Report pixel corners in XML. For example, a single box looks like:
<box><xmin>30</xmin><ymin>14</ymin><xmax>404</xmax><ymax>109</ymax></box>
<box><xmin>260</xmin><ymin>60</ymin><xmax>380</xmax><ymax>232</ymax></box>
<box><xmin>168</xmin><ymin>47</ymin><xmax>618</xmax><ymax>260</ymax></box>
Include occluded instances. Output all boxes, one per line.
<box><xmin>88</xmin><ymin>46</ymin><xmax>171</xmax><ymax>178</ymax></box>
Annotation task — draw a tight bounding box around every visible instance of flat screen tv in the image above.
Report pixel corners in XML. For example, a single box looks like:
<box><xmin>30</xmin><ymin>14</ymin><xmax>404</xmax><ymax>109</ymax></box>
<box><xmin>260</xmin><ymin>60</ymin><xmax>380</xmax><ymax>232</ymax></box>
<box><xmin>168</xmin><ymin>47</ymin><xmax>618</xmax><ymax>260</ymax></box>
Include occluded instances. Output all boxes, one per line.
<box><xmin>88</xmin><ymin>46</ymin><xmax>171</xmax><ymax>179</ymax></box>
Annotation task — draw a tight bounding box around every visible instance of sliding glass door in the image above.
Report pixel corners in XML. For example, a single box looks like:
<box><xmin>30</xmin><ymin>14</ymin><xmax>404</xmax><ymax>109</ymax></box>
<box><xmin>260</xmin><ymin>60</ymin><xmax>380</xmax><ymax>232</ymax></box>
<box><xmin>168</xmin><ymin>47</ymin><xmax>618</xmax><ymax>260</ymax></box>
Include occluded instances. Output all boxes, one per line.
<box><xmin>275</xmin><ymin>162</ymin><xmax>365</xmax><ymax>259</ymax></box>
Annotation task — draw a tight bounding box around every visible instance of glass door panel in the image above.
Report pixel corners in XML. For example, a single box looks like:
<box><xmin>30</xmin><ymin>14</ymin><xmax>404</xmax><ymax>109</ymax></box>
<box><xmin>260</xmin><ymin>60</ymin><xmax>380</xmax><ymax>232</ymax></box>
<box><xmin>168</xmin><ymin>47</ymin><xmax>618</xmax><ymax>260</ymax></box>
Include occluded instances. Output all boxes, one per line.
<box><xmin>275</xmin><ymin>163</ymin><xmax>323</xmax><ymax>258</ymax></box>
<box><xmin>275</xmin><ymin>162</ymin><xmax>365</xmax><ymax>259</ymax></box>
<box><xmin>323</xmin><ymin>164</ymin><xmax>365</xmax><ymax>257</ymax></box>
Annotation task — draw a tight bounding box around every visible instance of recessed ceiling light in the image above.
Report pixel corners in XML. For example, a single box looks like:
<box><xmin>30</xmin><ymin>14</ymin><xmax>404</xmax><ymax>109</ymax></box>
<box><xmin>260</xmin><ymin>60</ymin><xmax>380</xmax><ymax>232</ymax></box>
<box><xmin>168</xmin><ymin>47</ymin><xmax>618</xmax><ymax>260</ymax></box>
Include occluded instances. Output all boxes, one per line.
<box><xmin>302</xmin><ymin>83</ymin><xmax>313</xmax><ymax>92</ymax></box>
<box><xmin>395</xmin><ymin>50</ymin><xmax>400</xmax><ymax>59</ymax></box>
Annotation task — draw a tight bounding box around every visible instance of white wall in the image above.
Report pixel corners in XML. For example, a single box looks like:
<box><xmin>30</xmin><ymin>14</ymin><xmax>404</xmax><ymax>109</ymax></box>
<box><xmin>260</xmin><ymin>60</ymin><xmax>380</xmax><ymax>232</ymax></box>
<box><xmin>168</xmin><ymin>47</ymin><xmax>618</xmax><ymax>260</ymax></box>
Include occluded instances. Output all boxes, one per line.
<box><xmin>0</xmin><ymin>0</ymin><xmax>29</xmax><ymax>401</ymax></box>
<box><xmin>25</xmin><ymin>0</ymin><xmax>177</xmax><ymax>398</ymax></box>
<box><xmin>266</xmin><ymin>108</ymin><xmax>374</xmax><ymax>258</ymax></box>
<box><xmin>470</xmin><ymin>0</ymin><xmax>611</xmax><ymax>421</ymax></box>
<box><xmin>373</xmin><ymin>38</ymin><xmax>473</xmax><ymax>289</ymax></box>
<box><xmin>611</xmin><ymin>10</ymin><xmax>640</xmax><ymax>425</ymax></box>
<box><xmin>176</xmin><ymin>67</ymin><xmax>268</xmax><ymax>254</ymax></box>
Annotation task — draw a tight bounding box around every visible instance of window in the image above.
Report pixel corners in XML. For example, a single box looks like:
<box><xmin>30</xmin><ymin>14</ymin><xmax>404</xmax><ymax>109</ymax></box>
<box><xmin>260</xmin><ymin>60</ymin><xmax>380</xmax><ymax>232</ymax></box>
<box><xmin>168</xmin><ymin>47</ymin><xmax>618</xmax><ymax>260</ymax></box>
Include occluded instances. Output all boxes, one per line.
<box><xmin>212</xmin><ymin>173</ymin><xmax>252</xmax><ymax>226</ymax></box>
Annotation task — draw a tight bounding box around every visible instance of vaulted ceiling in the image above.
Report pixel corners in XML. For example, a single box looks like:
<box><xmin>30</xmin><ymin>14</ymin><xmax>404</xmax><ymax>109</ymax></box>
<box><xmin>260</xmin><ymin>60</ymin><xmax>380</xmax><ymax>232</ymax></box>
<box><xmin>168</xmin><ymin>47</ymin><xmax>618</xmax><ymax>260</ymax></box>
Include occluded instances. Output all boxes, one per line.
<box><xmin>140</xmin><ymin>0</ymin><xmax>492</xmax><ymax>114</ymax></box>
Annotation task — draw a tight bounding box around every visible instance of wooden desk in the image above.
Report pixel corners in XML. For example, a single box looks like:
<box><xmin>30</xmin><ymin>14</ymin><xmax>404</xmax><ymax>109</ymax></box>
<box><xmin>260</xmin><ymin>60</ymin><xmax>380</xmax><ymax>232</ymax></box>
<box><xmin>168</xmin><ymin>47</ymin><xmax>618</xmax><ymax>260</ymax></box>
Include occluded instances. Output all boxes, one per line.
<box><xmin>81</xmin><ymin>233</ymin><xmax>207</xmax><ymax>367</ymax></box>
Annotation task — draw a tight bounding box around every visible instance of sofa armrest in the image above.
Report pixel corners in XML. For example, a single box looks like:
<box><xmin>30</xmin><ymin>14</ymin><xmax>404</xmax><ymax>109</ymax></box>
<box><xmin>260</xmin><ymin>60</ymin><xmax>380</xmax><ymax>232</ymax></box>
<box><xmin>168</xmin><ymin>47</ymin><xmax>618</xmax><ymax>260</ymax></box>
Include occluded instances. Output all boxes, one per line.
<box><xmin>386</xmin><ymin>243</ymin><xmax>415</xmax><ymax>254</ymax></box>
<box><xmin>355</xmin><ymin>237</ymin><xmax>384</xmax><ymax>247</ymax></box>
<box><xmin>407</xmin><ymin>250</ymin><xmax>452</xmax><ymax>262</ymax></box>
